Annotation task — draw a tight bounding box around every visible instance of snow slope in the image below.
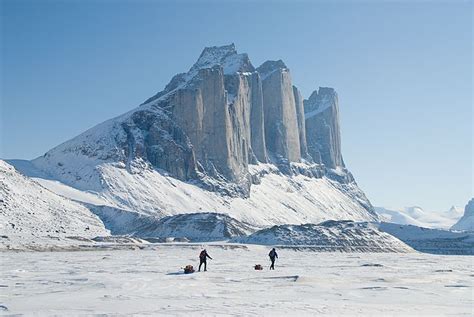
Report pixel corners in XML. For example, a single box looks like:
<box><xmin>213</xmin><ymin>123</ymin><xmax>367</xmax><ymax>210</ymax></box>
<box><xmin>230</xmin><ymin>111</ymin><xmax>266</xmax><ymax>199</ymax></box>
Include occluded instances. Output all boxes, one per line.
<box><xmin>0</xmin><ymin>160</ymin><xmax>109</xmax><ymax>250</ymax></box>
<box><xmin>11</xmin><ymin>160</ymin><xmax>377</xmax><ymax>227</ymax></box>
<box><xmin>232</xmin><ymin>220</ymin><xmax>413</xmax><ymax>253</ymax></box>
<box><xmin>2</xmin><ymin>247</ymin><xmax>471</xmax><ymax>315</ymax></box>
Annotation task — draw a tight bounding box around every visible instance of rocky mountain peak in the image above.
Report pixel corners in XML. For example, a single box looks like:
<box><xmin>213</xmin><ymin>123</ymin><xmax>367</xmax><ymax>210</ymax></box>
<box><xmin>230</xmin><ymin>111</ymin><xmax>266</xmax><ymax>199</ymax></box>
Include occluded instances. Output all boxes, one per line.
<box><xmin>256</xmin><ymin>60</ymin><xmax>288</xmax><ymax>79</ymax></box>
<box><xmin>304</xmin><ymin>87</ymin><xmax>338</xmax><ymax>116</ymax></box>
<box><xmin>190</xmin><ymin>43</ymin><xmax>255</xmax><ymax>75</ymax></box>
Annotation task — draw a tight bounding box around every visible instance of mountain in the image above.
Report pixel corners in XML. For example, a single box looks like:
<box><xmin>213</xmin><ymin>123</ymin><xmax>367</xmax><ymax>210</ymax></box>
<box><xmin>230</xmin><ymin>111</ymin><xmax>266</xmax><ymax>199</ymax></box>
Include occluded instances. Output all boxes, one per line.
<box><xmin>232</xmin><ymin>220</ymin><xmax>413</xmax><ymax>253</ymax></box>
<box><xmin>444</xmin><ymin>205</ymin><xmax>464</xmax><ymax>219</ymax></box>
<box><xmin>9</xmin><ymin>44</ymin><xmax>378</xmax><ymax>230</ymax></box>
<box><xmin>451</xmin><ymin>198</ymin><xmax>474</xmax><ymax>232</ymax></box>
<box><xmin>0</xmin><ymin>160</ymin><xmax>108</xmax><ymax>250</ymax></box>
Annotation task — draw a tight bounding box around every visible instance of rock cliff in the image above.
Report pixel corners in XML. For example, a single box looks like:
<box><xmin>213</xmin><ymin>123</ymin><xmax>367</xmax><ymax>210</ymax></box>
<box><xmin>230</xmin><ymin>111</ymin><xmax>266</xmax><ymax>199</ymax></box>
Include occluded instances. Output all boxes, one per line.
<box><xmin>304</xmin><ymin>87</ymin><xmax>344</xmax><ymax>168</ymax></box>
<box><xmin>257</xmin><ymin>60</ymin><xmax>301</xmax><ymax>163</ymax></box>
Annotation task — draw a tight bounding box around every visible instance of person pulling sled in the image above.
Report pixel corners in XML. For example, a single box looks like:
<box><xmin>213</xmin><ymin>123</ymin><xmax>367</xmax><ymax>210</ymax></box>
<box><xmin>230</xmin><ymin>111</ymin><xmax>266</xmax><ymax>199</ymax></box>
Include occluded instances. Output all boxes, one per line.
<box><xmin>269</xmin><ymin>248</ymin><xmax>278</xmax><ymax>270</ymax></box>
<box><xmin>198</xmin><ymin>249</ymin><xmax>212</xmax><ymax>272</ymax></box>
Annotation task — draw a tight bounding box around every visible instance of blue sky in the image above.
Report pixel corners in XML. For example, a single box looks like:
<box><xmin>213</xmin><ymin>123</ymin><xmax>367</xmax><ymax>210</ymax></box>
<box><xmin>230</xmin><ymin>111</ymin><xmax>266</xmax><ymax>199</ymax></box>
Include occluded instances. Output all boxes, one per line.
<box><xmin>1</xmin><ymin>0</ymin><xmax>472</xmax><ymax>211</ymax></box>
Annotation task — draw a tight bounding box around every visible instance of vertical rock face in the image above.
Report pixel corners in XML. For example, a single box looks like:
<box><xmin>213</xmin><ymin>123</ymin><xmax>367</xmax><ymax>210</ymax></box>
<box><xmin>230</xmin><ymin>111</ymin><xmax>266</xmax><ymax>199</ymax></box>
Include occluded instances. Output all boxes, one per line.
<box><xmin>248</xmin><ymin>72</ymin><xmax>268</xmax><ymax>163</ymax></box>
<box><xmin>223</xmin><ymin>72</ymin><xmax>251</xmax><ymax>182</ymax></box>
<box><xmin>304</xmin><ymin>87</ymin><xmax>344</xmax><ymax>169</ymax></box>
<box><xmin>257</xmin><ymin>60</ymin><xmax>301</xmax><ymax>162</ymax></box>
<box><xmin>169</xmin><ymin>88</ymin><xmax>203</xmax><ymax>155</ymax></box>
<box><xmin>167</xmin><ymin>45</ymin><xmax>258</xmax><ymax>191</ymax></box>
<box><xmin>292</xmin><ymin>86</ymin><xmax>309</xmax><ymax>160</ymax></box>
<box><xmin>121</xmin><ymin>108</ymin><xmax>198</xmax><ymax>181</ymax></box>
<box><xmin>192</xmin><ymin>67</ymin><xmax>235</xmax><ymax>179</ymax></box>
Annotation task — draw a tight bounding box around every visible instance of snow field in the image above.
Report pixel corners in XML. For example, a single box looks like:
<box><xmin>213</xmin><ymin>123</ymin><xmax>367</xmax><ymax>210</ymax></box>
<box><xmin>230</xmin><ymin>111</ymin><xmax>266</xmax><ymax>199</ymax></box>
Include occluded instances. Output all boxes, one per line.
<box><xmin>1</xmin><ymin>246</ymin><xmax>472</xmax><ymax>316</ymax></box>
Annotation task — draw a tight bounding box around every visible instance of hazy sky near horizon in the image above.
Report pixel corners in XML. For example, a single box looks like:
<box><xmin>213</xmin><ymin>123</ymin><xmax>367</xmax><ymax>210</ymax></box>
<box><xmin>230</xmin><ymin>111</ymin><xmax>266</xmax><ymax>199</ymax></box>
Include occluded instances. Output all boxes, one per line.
<box><xmin>1</xmin><ymin>0</ymin><xmax>472</xmax><ymax>212</ymax></box>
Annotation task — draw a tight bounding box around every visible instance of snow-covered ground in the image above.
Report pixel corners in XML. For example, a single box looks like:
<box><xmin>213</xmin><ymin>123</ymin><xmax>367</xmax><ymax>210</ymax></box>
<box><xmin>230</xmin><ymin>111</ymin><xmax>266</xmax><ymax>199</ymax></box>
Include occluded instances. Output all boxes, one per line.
<box><xmin>1</xmin><ymin>246</ymin><xmax>472</xmax><ymax>316</ymax></box>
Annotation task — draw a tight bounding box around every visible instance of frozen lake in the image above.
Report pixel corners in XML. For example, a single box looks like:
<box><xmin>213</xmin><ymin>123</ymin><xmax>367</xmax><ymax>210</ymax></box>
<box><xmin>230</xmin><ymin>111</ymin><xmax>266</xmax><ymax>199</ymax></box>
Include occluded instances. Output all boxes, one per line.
<box><xmin>1</xmin><ymin>245</ymin><xmax>472</xmax><ymax>316</ymax></box>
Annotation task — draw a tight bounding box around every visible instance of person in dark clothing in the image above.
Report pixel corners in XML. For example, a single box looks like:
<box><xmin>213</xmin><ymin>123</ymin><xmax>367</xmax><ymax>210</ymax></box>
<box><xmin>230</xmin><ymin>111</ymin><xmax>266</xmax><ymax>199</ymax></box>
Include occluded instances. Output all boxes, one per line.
<box><xmin>269</xmin><ymin>248</ymin><xmax>278</xmax><ymax>270</ymax></box>
<box><xmin>198</xmin><ymin>249</ymin><xmax>212</xmax><ymax>272</ymax></box>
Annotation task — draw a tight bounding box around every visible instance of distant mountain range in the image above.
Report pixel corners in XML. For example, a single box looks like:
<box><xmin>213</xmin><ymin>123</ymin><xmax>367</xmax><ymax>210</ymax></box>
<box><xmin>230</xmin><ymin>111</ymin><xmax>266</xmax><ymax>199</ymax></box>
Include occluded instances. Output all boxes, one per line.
<box><xmin>375</xmin><ymin>205</ymin><xmax>464</xmax><ymax>229</ymax></box>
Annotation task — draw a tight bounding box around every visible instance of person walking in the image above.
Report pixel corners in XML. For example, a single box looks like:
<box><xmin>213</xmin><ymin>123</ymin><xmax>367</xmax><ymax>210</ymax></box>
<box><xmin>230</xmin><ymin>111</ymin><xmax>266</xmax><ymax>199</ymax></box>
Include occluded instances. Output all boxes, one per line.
<box><xmin>269</xmin><ymin>248</ymin><xmax>278</xmax><ymax>270</ymax></box>
<box><xmin>198</xmin><ymin>249</ymin><xmax>212</xmax><ymax>272</ymax></box>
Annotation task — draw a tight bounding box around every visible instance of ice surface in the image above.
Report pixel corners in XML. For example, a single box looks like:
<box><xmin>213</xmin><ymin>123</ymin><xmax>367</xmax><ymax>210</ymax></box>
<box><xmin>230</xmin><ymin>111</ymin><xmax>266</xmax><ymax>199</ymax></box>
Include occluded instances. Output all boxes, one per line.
<box><xmin>1</xmin><ymin>246</ymin><xmax>472</xmax><ymax>315</ymax></box>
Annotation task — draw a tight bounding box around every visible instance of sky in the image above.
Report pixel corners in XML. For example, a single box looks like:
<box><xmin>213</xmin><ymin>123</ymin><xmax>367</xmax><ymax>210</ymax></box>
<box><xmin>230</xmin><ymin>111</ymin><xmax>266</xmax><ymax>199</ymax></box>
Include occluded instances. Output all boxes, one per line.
<box><xmin>1</xmin><ymin>0</ymin><xmax>472</xmax><ymax>212</ymax></box>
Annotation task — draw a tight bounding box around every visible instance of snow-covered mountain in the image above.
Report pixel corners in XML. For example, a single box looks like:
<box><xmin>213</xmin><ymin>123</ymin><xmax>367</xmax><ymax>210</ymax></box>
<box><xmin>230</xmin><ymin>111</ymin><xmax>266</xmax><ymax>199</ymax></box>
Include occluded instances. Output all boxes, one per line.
<box><xmin>0</xmin><ymin>160</ymin><xmax>108</xmax><ymax>250</ymax></box>
<box><xmin>375</xmin><ymin>206</ymin><xmax>460</xmax><ymax>229</ymax></box>
<box><xmin>444</xmin><ymin>205</ymin><xmax>464</xmax><ymax>219</ymax></box>
<box><xmin>8</xmin><ymin>44</ymin><xmax>378</xmax><ymax>230</ymax></box>
<box><xmin>232</xmin><ymin>220</ymin><xmax>413</xmax><ymax>253</ymax></box>
<box><xmin>451</xmin><ymin>198</ymin><xmax>474</xmax><ymax>232</ymax></box>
